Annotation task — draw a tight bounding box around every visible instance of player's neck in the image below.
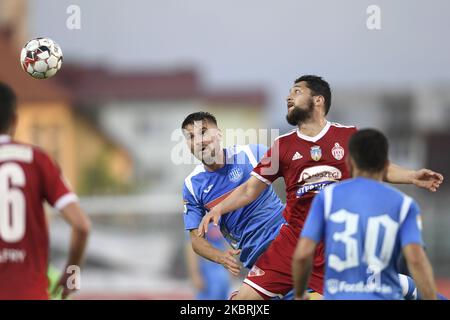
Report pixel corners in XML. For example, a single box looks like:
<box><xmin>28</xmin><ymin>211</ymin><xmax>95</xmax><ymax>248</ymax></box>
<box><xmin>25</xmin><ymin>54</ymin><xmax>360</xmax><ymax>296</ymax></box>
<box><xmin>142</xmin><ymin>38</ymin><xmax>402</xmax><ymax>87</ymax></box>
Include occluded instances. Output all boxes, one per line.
<box><xmin>354</xmin><ymin>170</ymin><xmax>384</xmax><ymax>182</ymax></box>
<box><xmin>297</xmin><ymin>116</ymin><xmax>328</xmax><ymax>137</ymax></box>
<box><xmin>203</xmin><ymin>149</ymin><xmax>225</xmax><ymax>172</ymax></box>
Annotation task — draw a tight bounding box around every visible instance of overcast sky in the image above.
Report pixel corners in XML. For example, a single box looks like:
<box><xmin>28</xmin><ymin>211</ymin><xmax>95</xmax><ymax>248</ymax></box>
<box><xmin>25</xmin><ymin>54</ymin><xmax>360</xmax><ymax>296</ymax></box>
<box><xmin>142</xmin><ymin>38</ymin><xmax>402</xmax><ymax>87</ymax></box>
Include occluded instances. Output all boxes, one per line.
<box><xmin>29</xmin><ymin>0</ymin><xmax>450</xmax><ymax>124</ymax></box>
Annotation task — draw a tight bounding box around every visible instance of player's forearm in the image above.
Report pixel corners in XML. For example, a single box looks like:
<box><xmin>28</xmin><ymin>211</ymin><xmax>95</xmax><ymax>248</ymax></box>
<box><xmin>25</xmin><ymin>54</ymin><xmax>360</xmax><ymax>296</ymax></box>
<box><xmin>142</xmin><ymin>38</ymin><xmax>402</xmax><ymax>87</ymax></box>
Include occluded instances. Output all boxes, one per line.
<box><xmin>191</xmin><ymin>233</ymin><xmax>225</xmax><ymax>264</ymax></box>
<box><xmin>385</xmin><ymin>163</ymin><xmax>415</xmax><ymax>184</ymax></box>
<box><xmin>292</xmin><ymin>243</ymin><xmax>313</xmax><ymax>299</ymax></box>
<box><xmin>407</xmin><ymin>257</ymin><xmax>438</xmax><ymax>300</ymax></box>
<box><xmin>65</xmin><ymin>226</ymin><xmax>89</xmax><ymax>269</ymax></box>
<box><xmin>60</xmin><ymin>202</ymin><xmax>91</xmax><ymax>268</ymax></box>
<box><xmin>292</xmin><ymin>254</ymin><xmax>312</xmax><ymax>299</ymax></box>
<box><xmin>215</xmin><ymin>178</ymin><xmax>264</xmax><ymax>216</ymax></box>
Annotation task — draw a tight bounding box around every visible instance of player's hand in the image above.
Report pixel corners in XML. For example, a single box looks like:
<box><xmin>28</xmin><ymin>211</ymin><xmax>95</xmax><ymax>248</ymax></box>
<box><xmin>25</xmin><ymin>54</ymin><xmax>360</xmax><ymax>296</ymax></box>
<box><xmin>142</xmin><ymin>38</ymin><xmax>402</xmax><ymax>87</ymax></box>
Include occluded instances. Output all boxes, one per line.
<box><xmin>198</xmin><ymin>207</ymin><xmax>222</xmax><ymax>237</ymax></box>
<box><xmin>218</xmin><ymin>249</ymin><xmax>242</xmax><ymax>276</ymax></box>
<box><xmin>53</xmin><ymin>273</ymin><xmax>77</xmax><ymax>300</ymax></box>
<box><xmin>412</xmin><ymin>169</ymin><xmax>444</xmax><ymax>192</ymax></box>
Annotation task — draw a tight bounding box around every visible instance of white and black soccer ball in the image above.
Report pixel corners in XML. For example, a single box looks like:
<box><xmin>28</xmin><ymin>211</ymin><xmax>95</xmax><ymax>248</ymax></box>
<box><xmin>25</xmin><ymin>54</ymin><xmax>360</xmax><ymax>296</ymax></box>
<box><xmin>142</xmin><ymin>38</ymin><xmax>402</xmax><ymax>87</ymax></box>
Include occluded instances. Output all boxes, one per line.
<box><xmin>20</xmin><ymin>37</ymin><xmax>63</xmax><ymax>79</ymax></box>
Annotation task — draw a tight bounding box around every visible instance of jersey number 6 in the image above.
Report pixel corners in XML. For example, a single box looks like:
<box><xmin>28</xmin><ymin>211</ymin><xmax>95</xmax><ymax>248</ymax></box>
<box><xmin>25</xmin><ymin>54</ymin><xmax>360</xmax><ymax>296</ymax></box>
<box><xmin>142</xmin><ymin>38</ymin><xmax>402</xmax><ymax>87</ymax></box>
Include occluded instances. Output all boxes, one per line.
<box><xmin>0</xmin><ymin>163</ymin><xmax>26</xmax><ymax>243</ymax></box>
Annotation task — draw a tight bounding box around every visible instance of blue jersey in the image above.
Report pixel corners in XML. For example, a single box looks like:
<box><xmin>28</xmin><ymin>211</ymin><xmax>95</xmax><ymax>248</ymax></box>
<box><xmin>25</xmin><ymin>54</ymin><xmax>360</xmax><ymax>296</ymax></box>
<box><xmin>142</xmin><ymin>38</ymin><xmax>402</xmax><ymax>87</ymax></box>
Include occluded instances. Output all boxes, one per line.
<box><xmin>183</xmin><ymin>144</ymin><xmax>286</xmax><ymax>268</ymax></box>
<box><xmin>302</xmin><ymin>177</ymin><xmax>424</xmax><ymax>300</ymax></box>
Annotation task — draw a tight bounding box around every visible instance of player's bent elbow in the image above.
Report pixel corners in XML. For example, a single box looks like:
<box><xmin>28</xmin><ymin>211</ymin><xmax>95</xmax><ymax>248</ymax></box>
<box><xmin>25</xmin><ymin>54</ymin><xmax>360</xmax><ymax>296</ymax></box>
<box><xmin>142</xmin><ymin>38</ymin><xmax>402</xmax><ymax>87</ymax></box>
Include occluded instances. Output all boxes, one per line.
<box><xmin>403</xmin><ymin>244</ymin><xmax>427</xmax><ymax>267</ymax></box>
<box><xmin>191</xmin><ymin>243</ymin><xmax>201</xmax><ymax>256</ymax></box>
<box><xmin>406</xmin><ymin>256</ymin><xmax>430</xmax><ymax>273</ymax></box>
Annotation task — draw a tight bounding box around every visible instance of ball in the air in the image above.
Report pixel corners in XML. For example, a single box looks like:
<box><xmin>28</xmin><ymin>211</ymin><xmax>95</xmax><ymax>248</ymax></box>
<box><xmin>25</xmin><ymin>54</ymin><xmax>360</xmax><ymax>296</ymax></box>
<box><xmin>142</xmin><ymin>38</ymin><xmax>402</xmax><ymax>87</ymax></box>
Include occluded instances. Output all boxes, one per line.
<box><xmin>20</xmin><ymin>37</ymin><xmax>63</xmax><ymax>79</ymax></box>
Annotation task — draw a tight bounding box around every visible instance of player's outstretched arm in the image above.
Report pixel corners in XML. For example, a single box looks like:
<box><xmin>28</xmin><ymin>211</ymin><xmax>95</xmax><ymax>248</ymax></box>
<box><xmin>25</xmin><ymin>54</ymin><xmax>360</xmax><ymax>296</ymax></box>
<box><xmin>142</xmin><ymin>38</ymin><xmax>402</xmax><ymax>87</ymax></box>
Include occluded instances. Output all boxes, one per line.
<box><xmin>56</xmin><ymin>202</ymin><xmax>91</xmax><ymax>299</ymax></box>
<box><xmin>197</xmin><ymin>176</ymin><xmax>268</xmax><ymax>236</ymax></box>
<box><xmin>190</xmin><ymin>230</ymin><xmax>241</xmax><ymax>276</ymax></box>
<box><xmin>385</xmin><ymin>163</ymin><xmax>444</xmax><ymax>192</ymax></box>
<box><xmin>292</xmin><ymin>238</ymin><xmax>316</xmax><ymax>300</ymax></box>
<box><xmin>403</xmin><ymin>244</ymin><xmax>438</xmax><ymax>300</ymax></box>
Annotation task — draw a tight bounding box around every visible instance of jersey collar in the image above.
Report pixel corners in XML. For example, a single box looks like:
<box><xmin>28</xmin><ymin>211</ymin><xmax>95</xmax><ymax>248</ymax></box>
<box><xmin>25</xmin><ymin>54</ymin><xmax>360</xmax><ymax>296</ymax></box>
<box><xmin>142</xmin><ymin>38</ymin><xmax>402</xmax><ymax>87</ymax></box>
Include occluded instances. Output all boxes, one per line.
<box><xmin>296</xmin><ymin>121</ymin><xmax>331</xmax><ymax>143</ymax></box>
<box><xmin>0</xmin><ymin>135</ymin><xmax>11</xmax><ymax>144</ymax></box>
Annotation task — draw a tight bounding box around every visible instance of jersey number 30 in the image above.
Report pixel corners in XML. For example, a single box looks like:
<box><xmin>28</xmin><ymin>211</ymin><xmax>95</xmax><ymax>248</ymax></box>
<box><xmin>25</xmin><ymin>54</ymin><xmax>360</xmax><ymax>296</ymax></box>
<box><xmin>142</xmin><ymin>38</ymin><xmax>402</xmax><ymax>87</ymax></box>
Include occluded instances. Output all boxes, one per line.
<box><xmin>329</xmin><ymin>209</ymin><xmax>398</xmax><ymax>272</ymax></box>
<box><xmin>0</xmin><ymin>163</ymin><xmax>26</xmax><ymax>243</ymax></box>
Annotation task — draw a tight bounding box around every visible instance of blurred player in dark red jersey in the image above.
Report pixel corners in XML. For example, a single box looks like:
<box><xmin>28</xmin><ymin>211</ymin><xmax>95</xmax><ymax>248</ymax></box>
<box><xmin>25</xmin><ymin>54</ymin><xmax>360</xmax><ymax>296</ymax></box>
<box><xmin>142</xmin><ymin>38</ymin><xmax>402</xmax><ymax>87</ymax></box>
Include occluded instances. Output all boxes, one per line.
<box><xmin>0</xmin><ymin>83</ymin><xmax>91</xmax><ymax>300</ymax></box>
<box><xmin>198</xmin><ymin>75</ymin><xmax>443</xmax><ymax>299</ymax></box>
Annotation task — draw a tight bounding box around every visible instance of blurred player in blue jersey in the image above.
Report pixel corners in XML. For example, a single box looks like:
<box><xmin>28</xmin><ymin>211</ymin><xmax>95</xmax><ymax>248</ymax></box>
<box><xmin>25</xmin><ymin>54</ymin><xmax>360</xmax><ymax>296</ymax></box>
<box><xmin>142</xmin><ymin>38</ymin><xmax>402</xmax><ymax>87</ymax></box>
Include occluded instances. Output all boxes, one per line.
<box><xmin>185</xmin><ymin>224</ymin><xmax>231</xmax><ymax>300</ymax></box>
<box><xmin>293</xmin><ymin>129</ymin><xmax>438</xmax><ymax>300</ymax></box>
<box><xmin>181</xmin><ymin>112</ymin><xmax>297</xmax><ymax>298</ymax></box>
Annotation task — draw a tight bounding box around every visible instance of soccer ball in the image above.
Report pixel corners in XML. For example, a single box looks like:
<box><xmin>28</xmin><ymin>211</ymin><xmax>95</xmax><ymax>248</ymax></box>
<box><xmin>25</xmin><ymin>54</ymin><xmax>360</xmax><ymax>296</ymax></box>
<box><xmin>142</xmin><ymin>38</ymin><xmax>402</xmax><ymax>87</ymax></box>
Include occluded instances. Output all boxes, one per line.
<box><xmin>20</xmin><ymin>37</ymin><xmax>63</xmax><ymax>79</ymax></box>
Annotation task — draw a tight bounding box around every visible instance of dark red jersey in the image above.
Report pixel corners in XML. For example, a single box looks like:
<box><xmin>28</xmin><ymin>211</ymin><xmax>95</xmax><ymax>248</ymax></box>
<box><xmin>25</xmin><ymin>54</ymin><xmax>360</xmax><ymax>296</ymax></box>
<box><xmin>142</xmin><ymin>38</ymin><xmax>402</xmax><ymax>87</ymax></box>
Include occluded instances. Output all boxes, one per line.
<box><xmin>252</xmin><ymin>122</ymin><xmax>357</xmax><ymax>232</ymax></box>
<box><xmin>0</xmin><ymin>135</ymin><xmax>77</xmax><ymax>299</ymax></box>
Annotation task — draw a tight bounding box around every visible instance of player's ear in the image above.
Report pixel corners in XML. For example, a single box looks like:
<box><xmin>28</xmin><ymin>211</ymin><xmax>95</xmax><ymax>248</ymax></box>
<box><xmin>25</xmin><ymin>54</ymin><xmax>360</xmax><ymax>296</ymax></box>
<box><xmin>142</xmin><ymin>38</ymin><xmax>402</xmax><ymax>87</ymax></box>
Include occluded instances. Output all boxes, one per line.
<box><xmin>382</xmin><ymin>160</ymin><xmax>390</xmax><ymax>178</ymax></box>
<box><xmin>315</xmin><ymin>95</ymin><xmax>324</xmax><ymax>106</ymax></box>
<box><xmin>217</xmin><ymin>128</ymin><xmax>223</xmax><ymax>141</ymax></box>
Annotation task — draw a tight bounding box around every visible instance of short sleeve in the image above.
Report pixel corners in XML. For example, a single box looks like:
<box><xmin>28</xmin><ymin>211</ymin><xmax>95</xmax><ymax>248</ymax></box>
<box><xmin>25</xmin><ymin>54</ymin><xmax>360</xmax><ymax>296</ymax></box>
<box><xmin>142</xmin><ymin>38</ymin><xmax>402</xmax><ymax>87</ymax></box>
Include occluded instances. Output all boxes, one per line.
<box><xmin>399</xmin><ymin>200</ymin><xmax>424</xmax><ymax>247</ymax></box>
<box><xmin>248</xmin><ymin>144</ymin><xmax>268</xmax><ymax>163</ymax></box>
<box><xmin>183</xmin><ymin>183</ymin><xmax>206</xmax><ymax>231</ymax></box>
<box><xmin>251</xmin><ymin>141</ymin><xmax>282</xmax><ymax>185</ymax></box>
<box><xmin>36</xmin><ymin>149</ymin><xmax>77</xmax><ymax>211</ymax></box>
<box><xmin>301</xmin><ymin>191</ymin><xmax>326</xmax><ymax>243</ymax></box>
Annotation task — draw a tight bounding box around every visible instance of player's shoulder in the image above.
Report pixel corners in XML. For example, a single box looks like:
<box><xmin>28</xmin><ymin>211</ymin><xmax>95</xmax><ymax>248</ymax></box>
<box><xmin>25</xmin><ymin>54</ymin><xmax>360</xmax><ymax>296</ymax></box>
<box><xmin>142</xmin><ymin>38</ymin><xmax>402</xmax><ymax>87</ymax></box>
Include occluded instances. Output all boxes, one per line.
<box><xmin>381</xmin><ymin>182</ymin><xmax>416</xmax><ymax>203</ymax></box>
<box><xmin>329</xmin><ymin>121</ymin><xmax>357</xmax><ymax>132</ymax></box>
<box><xmin>334</xmin><ymin>177</ymin><xmax>393</xmax><ymax>195</ymax></box>
<box><xmin>0</xmin><ymin>140</ymin><xmax>44</xmax><ymax>164</ymax></box>
<box><xmin>342</xmin><ymin>178</ymin><xmax>413</xmax><ymax>204</ymax></box>
<box><xmin>183</xmin><ymin>164</ymin><xmax>207</xmax><ymax>200</ymax></box>
<box><xmin>12</xmin><ymin>140</ymin><xmax>50</xmax><ymax>155</ymax></box>
<box><xmin>184</xmin><ymin>164</ymin><xmax>206</xmax><ymax>185</ymax></box>
<box><xmin>380</xmin><ymin>183</ymin><xmax>420</xmax><ymax>221</ymax></box>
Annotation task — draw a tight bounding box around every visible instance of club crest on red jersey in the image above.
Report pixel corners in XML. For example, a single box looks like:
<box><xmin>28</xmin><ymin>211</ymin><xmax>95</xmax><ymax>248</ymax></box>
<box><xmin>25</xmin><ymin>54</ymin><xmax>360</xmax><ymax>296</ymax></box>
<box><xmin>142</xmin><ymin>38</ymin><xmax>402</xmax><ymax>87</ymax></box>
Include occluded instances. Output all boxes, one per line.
<box><xmin>248</xmin><ymin>265</ymin><xmax>265</xmax><ymax>277</ymax></box>
<box><xmin>310</xmin><ymin>146</ymin><xmax>322</xmax><ymax>161</ymax></box>
<box><xmin>331</xmin><ymin>143</ymin><xmax>345</xmax><ymax>161</ymax></box>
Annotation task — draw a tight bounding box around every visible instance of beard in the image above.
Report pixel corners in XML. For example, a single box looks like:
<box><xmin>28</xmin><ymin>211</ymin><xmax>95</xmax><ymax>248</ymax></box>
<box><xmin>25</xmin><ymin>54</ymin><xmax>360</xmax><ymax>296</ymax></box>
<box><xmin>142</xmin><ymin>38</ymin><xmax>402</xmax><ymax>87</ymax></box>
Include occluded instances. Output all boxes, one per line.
<box><xmin>286</xmin><ymin>98</ymin><xmax>314</xmax><ymax>126</ymax></box>
<box><xmin>201</xmin><ymin>148</ymin><xmax>216</xmax><ymax>165</ymax></box>
<box><xmin>196</xmin><ymin>144</ymin><xmax>221</xmax><ymax>165</ymax></box>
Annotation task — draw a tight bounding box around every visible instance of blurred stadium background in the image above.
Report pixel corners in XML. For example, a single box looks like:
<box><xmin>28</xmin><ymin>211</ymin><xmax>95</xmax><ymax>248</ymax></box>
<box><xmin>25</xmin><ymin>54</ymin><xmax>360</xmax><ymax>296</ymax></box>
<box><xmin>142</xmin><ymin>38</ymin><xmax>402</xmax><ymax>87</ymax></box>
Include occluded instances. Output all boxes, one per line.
<box><xmin>0</xmin><ymin>0</ymin><xmax>449</xmax><ymax>299</ymax></box>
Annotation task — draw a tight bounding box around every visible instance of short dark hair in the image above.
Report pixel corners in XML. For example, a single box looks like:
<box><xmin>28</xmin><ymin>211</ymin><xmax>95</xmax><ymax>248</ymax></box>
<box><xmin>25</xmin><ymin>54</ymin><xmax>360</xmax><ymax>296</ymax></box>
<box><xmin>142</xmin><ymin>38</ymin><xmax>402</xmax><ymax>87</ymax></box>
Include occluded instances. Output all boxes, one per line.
<box><xmin>295</xmin><ymin>75</ymin><xmax>331</xmax><ymax>115</ymax></box>
<box><xmin>181</xmin><ymin>111</ymin><xmax>217</xmax><ymax>129</ymax></box>
<box><xmin>349</xmin><ymin>129</ymin><xmax>389</xmax><ymax>173</ymax></box>
<box><xmin>0</xmin><ymin>83</ymin><xmax>17</xmax><ymax>133</ymax></box>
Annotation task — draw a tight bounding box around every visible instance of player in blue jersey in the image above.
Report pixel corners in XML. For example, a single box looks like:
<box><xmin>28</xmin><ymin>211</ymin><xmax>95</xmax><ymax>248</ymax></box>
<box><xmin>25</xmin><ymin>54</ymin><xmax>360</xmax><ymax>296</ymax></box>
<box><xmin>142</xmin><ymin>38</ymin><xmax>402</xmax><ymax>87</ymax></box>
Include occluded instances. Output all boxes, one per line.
<box><xmin>182</xmin><ymin>112</ymin><xmax>294</xmax><ymax>298</ymax></box>
<box><xmin>292</xmin><ymin>129</ymin><xmax>438</xmax><ymax>300</ymax></box>
<box><xmin>185</xmin><ymin>224</ymin><xmax>231</xmax><ymax>300</ymax></box>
